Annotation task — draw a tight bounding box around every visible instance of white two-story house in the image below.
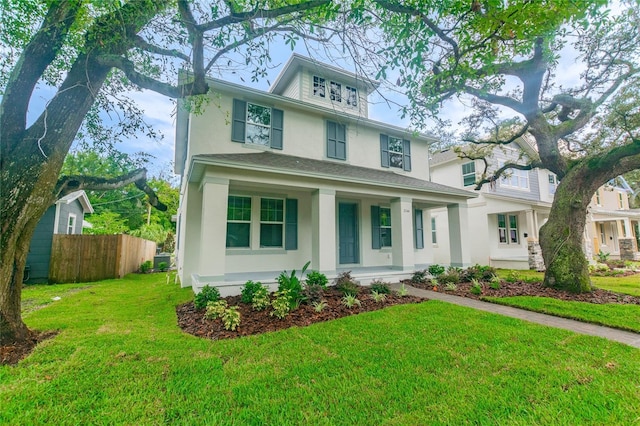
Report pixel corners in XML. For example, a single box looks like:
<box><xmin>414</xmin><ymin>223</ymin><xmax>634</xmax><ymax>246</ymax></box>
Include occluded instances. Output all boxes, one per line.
<box><xmin>174</xmin><ymin>54</ymin><xmax>475</xmax><ymax>294</ymax></box>
<box><xmin>429</xmin><ymin>140</ymin><xmax>640</xmax><ymax>269</ymax></box>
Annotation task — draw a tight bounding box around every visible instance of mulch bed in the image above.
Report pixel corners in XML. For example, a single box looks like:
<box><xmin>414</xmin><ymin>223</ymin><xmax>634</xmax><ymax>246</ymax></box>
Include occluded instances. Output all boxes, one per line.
<box><xmin>0</xmin><ymin>330</ymin><xmax>58</xmax><ymax>366</ymax></box>
<box><xmin>177</xmin><ymin>287</ymin><xmax>426</xmax><ymax>341</ymax></box>
<box><xmin>408</xmin><ymin>279</ymin><xmax>640</xmax><ymax>305</ymax></box>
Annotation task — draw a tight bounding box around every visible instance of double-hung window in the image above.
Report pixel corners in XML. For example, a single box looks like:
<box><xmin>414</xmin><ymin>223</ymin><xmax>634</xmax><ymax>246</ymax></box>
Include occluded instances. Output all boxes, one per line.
<box><xmin>497</xmin><ymin>214</ymin><xmax>519</xmax><ymax>244</ymax></box>
<box><xmin>619</xmin><ymin>192</ymin><xmax>624</xmax><ymax>209</ymax></box>
<box><xmin>260</xmin><ymin>198</ymin><xmax>284</xmax><ymax>247</ymax></box>
<box><xmin>313</xmin><ymin>76</ymin><xmax>326</xmax><ymax>97</ymax></box>
<box><xmin>548</xmin><ymin>174</ymin><xmax>558</xmax><ymax>195</ymax></box>
<box><xmin>500</xmin><ymin>168</ymin><xmax>529</xmax><ymax>189</ymax></box>
<box><xmin>462</xmin><ymin>162</ymin><xmax>476</xmax><ymax>187</ymax></box>
<box><xmin>380</xmin><ymin>134</ymin><xmax>411</xmax><ymax>171</ymax></box>
<box><xmin>330</xmin><ymin>81</ymin><xmax>342</xmax><ymax>102</ymax></box>
<box><xmin>379</xmin><ymin>207</ymin><xmax>392</xmax><ymax>247</ymax></box>
<box><xmin>431</xmin><ymin>217</ymin><xmax>437</xmax><ymax>244</ymax></box>
<box><xmin>246</xmin><ymin>103</ymin><xmax>271</xmax><ymax>146</ymax></box>
<box><xmin>67</xmin><ymin>214</ymin><xmax>76</xmax><ymax>235</ymax></box>
<box><xmin>227</xmin><ymin>196</ymin><xmax>252</xmax><ymax>247</ymax></box>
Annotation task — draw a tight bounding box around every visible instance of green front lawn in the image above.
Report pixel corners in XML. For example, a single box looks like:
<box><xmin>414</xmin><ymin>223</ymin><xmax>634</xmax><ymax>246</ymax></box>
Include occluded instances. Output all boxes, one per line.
<box><xmin>2</xmin><ymin>274</ymin><xmax>639</xmax><ymax>424</ymax></box>
<box><xmin>484</xmin><ymin>296</ymin><xmax>640</xmax><ymax>333</ymax></box>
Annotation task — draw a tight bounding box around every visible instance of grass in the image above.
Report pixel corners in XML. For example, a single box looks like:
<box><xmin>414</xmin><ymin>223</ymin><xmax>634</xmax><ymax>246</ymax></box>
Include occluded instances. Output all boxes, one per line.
<box><xmin>484</xmin><ymin>296</ymin><xmax>640</xmax><ymax>333</ymax></box>
<box><xmin>2</xmin><ymin>274</ymin><xmax>640</xmax><ymax>424</ymax></box>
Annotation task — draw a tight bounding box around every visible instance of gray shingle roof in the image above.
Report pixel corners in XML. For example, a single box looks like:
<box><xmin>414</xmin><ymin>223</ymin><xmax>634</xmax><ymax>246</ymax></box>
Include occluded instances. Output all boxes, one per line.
<box><xmin>193</xmin><ymin>152</ymin><xmax>475</xmax><ymax>198</ymax></box>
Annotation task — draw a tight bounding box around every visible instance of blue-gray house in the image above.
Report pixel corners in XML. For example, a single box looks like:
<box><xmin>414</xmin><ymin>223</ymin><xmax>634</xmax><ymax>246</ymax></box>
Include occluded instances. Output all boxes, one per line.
<box><xmin>25</xmin><ymin>190</ymin><xmax>93</xmax><ymax>283</ymax></box>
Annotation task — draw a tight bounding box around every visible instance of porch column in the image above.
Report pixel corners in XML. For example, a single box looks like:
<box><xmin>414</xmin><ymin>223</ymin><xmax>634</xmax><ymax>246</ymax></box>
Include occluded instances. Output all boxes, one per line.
<box><xmin>199</xmin><ymin>177</ymin><xmax>229</xmax><ymax>281</ymax></box>
<box><xmin>447</xmin><ymin>203</ymin><xmax>471</xmax><ymax>267</ymax></box>
<box><xmin>391</xmin><ymin>197</ymin><xmax>415</xmax><ymax>270</ymax></box>
<box><xmin>525</xmin><ymin>210</ymin><xmax>538</xmax><ymax>240</ymax></box>
<box><xmin>312</xmin><ymin>189</ymin><xmax>336</xmax><ymax>274</ymax></box>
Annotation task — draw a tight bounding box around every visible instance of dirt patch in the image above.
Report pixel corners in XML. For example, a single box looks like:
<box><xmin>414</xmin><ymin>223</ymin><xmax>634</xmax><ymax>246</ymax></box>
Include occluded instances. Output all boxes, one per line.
<box><xmin>0</xmin><ymin>330</ymin><xmax>58</xmax><ymax>366</ymax></box>
<box><xmin>177</xmin><ymin>287</ymin><xmax>426</xmax><ymax>341</ymax></box>
<box><xmin>409</xmin><ymin>279</ymin><xmax>640</xmax><ymax>305</ymax></box>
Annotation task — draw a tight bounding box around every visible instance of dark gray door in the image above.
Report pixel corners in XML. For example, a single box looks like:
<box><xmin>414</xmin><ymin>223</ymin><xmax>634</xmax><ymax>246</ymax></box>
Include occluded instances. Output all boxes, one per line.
<box><xmin>339</xmin><ymin>203</ymin><xmax>359</xmax><ymax>264</ymax></box>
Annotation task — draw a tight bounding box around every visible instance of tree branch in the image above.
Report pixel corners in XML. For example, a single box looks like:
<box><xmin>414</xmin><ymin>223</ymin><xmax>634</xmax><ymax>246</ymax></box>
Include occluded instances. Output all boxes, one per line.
<box><xmin>462</xmin><ymin>124</ymin><xmax>530</xmax><ymax>146</ymax></box>
<box><xmin>56</xmin><ymin>169</ymin><xmax>167</xmax><ymax>211</ymax></box>
<box><xmin>133</xmin><ymin>35</ymin><xmax>190</xmax><ymax>62</ymax></box>
<box><xmin>462</xmin><ymin>85</ymin><xmax>526</xmax><ymax>115</ymax></box>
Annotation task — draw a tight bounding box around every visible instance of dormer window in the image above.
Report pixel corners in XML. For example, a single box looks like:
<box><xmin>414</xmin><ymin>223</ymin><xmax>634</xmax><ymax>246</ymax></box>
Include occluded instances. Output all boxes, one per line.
<box><xmin>346</xmin><ymin>86</ymin><xmax>357</xmax><ymax>106</ymax></box>
<box><xmin>313</xmin><ymin>76</ymin><xmax>325</xmax><ymax>98</ymax></box>
<box><xmin>330</xmin><ymin>81</ymin><xmax>342</xmax><ymax>102</ymax></box>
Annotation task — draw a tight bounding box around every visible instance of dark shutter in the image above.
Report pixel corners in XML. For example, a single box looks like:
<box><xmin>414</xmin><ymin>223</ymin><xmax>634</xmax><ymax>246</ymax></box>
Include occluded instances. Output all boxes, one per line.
<box><xmin>371</xmin><ymin>205</ymin><xmax>381</xmax><ymax>249</ymax></box>
<box><xmin>403</xmin><ymin>139</ymin><xmax>411</xmax><ymax>171</ymax></box>
<box><xmin>327</xmin><ymin>121</ymin><xmax>346</xmax><ymax>160</ymax></box>
<box><xmin>271</xmin><ymin>108</ymin><xmax>283</xmax><ymax>150</ymax></box>
<box><xmin>285</xmin><ymin>198</ymin><xmax>298</xmax><ymax>250</ymax></box>
<box><xmin>380</xmin><ymin>134</ymin><xmax>389</xmax><ymax>168</ymax></box>
<box><xmin>414</xmin><ymin>209</ymin><xmax>424</xmax><ymax>249</ymax></box>
<box><xmin>231</xmin><ymin>99</ymin><xmax>246</xmax><ymax>142</ymax></box>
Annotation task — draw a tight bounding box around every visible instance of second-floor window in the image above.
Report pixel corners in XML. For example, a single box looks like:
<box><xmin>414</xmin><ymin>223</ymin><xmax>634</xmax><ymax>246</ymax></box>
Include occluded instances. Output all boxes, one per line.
<box><xmin>380</xmin><ymin>134</ymin><xmax>411</xmax><ymax>171</ymax></box>
<box><xmin>313</xmin><ymin>76</ymin><xmax>326</xmax><ymax>97</ymax></box>
<box><xmin>548</xmin><ymin>174</ymin><xmax>558</xmax><ymax>195</ymax></box>
<box><xmin>500</xmin><ymin>168</ymin><xmax>529</xmax><ymax>190</ymax></box>
<box><xmin>619</xmin><ymin>192</ymin><xmax>624</xmax><ymax>209</ymax></box>
<box><xmin>595</xmin><ymin>190</ymin><xmax>601</xmax><ymax>205</ymax></box>
<box><xmin>346</xmin><ymin>86</ymin><xmax>357</xmax><ymax>106</ymax></box>
<box><xmin>231</xmin><ymin>99</ymin><xmax>284</xmax><ymax>149</ymax></box>
<box><xmin>462</xmin><ymin>162</ymin><xmax>476</xmax><ymax>187</ymax></box>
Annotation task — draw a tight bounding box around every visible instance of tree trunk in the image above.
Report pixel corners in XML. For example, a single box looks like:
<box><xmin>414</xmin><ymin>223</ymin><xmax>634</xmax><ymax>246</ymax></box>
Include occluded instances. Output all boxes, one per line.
<box><xmin>539</xmin><ymin>167</ymin><xmax>601</xmax><ymax>293</ymax></box>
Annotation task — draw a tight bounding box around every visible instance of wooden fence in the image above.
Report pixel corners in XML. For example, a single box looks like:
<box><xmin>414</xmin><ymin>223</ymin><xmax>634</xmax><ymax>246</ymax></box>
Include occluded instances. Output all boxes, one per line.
<box><xmin>49</xmin><ymin>234</ymin><xmax>156</xmax><ymax>283</ymax></box>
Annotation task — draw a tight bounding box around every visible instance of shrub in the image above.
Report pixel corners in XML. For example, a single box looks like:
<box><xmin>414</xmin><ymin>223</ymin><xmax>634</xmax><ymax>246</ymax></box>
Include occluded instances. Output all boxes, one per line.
<box><xmin>270</xmin><ymin>289</ymin><xmax>292</xmax><ymax>319</ymax></box>
<box><xmin>396</xmin><ymin>284</ymin><xmax>408</xmax><ymax>297</ymax></box>
<box><xmin>371</xmin><ymin>290</ymin><xmax>387</xmax><ymax>303</ymax></box>
<box><xmin>596</xmin><ymin>250</ymin><xmax>610</xmax><ymax>263</ymax></box>
<box><xmin>444</xmin><ymin>282</ymin><xmax>457</xmax><ymax>291</ymax></box>
<box><xmin>504</xmin><ymin>270</ymin><xmax>519</xmax><ymax>283</ymax></box>
<box><xmin>370</xmin><ymin>280</ymin><xmax>391</xmax><ymax>294</ymax></box>
<box><xmin>303</xmin><ymin>283</ymin><xmax>325</xmax><ymax>304</ymax></box>
<box><xmin>470</xmin><ymin>279</ymin><xmax>482</xmax><ymax>295</ymax></box>
<box><xmin>411</xmin><ymin>269</ymin><xmax>428</xmax><ymax>284</ymax></box>
<box><xmin>488</xmin><ymin>274</ymin><xmax>502</xmax><ymax>290</ymax></box>
<box><xmin>251</xmin><ymin>285</ymin><xmax>271</xmax><ymax>311</ymax></box>
<box><xmin>312</xmin><ymin>300</ymin><xmax>328</xmax><ymax>312</ymax></box>
<box><xmin>241</xmin><ymin>280</ymin><xmax>264</xmax><ymax>304</ymax></box>
<box><xmin>439</xmin><ymin>270</ymin><xmax>461</xmax><ymax>285</ymax></box>
<box><xmin>428</xmin><ymin>264</ymin><xmax>446</xmax><ymax>277</ymax></box>
<box><xmin>277</xmin><ymin>261</ymin><xmax>310</xmax><ymax>309</ymax></box>
<box><xmin>194</xmin><ymin>285</ymin><xmax>220</xmax><ymax>310</ymax></box>
<box><xmin>305</xmin><ymin>270</ymin><xmax>328</xmax><ymax>288</ymax></box>
<box><xmin>589</xmin><ymin>263</ymin><xmax>610</xmax><ymax>274</ymax></box>
<box><xmin>430</xmin><ymin>278</ymin><xmax>439</xmax><ymax>289</ymax></box>
<box><xmin>221</xmin><ymin>306</ymin><xmax>241</xmax><ymax>331</ymax></box>
<box><xmin>335</xmin><ymin>271</ymin><xmax>360</xmax><ymax>296</ymax></box>
<box><xmin>157</xmin><ymin>261</ymin><xmax>168</xmax><ymax>272</ymax></box>
<box><xmin>204</xmin><ymin>300</ymin><xmax>228</xmax><ymax>319</ymax></box>
<box><xmin>341</xmin><ymin>294</ymin><xmax>361</xmax><ymax>308</ymax></box>
<box><xmin>139</xmin><ymin>260</ymin><xmax>153</xmax><ymax>273</ymax></box>
<box><xmin>462</xmin><ymin>264</ymin><xmax>497</xmax><ymax>282</ymax></box>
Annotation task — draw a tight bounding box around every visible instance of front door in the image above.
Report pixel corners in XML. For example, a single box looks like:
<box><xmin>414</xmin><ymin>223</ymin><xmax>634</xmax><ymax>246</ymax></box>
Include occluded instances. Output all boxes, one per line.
<box><xmin>338</xmin><ymin>203</ymin><xmax>359</xmax><ymax>264</ymax></box>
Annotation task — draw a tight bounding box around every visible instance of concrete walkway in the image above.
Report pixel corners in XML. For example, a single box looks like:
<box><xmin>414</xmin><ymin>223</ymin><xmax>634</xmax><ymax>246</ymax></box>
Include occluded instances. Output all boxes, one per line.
<box><xmin>393</xmin><ymin>283</ymin><xmax>640</xmax><ymax>349</ymax></box>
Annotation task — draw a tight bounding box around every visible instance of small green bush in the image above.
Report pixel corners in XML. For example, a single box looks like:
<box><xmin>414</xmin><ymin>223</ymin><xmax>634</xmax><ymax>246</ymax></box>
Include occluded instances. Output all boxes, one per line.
<box><xmin>312</xmin><ymin>300</ymin><xmax>328</xmax><ymax>312</ymax></box>
<box><xmin>221</xmin><ymin>306</ymin><xmax>241</xmax><ymax>331</ymax></box>
<box><xmin>341</xmin><ymin>294</ymin><xmax>361</xmax><ymax>308</ymax></box>
<box><xmin>444</xmin><ymin>282</ymin><xmax>457</xmax><ymax>291</ymax></box>
<box><xmin>462</xmin><ymin>264</ymin><xmax>497</xmax><ymax>282</ymax></box>
<box><xmin>277</xmin><ymin>261</ymin><xmax>310</xmax><ymax>309</ymax></box>
<box><xmin>305</xmin><ymin>270</ymin><xmax>328</xmax><ymax>288</ymax></box>
<box><xmin>157</xmin><ymin>261</ymin><xmax>168</xmax><ymax>272</ymax></box>
<box><xmin>371</xmin><ymin>290</ymin><xmax>387</xmax><ymax>303</ymax></box>
<box><xmin>241</xmin><ymin>280</ymin><xmax>264</xmax><ymax>304</ymax></box>
<box><xmin>505</xmin><ymin>270</ymin><xmax>519</xmax><ymax>283</ymax></box>
<box><xmin>204</xmin><ymin>300</ymin><xmax>228</xmax><ymax>319</ymax></box>
<box><xmin>428</xmin><ymin>264</ymin><xmax>446</xmax><ymax>277</ymax></box>
<box><xmin>470</xmin><ymin>279</ymin><xmax>483</xmax><ymax>295</ymax></box>
<box><xmin>411</xmin><ymin>269</ymin><xmax>428</xmax><ymax>284</ymax></box>
<box><xmin>335</xmin><ymin>271</ymin><xmax>359</xmax><ymax>296</ymax></box>
<box><xmin>139</xmin><ymin>260</ymin><xmax>153</xmax><ymax>273</ymax></box>
<box><xmin>370</xmin><ymin>280</ymin><xmax>391</xmax><ymax>294</ymax></box>
<box><xmin>396</xmin><ymin>284</ymin><xmax>408</xmax><ymax>297</ymax></box>
<box><xmin>270</xmin><ymin>289</ymin><xmax>292</xmax><ymax>319</ymax></box>
<box><xmin>194</xmin><ymin>285</ymin><xmax>220</xmax><ymax>310</ymax></box>
<box><xmin>303</xmin><ymin>283</ymin><xmax>325</xmax><ymax>304</ymax></box>
<box><xmin>251</xmin><ymin>285</ymin><xmax>271</xmax><ymax>311</ymax></box>
<box><xmin>439</xmin><ymin>270</ymin><xmax>461</xmax><ymax>285</ymax></box>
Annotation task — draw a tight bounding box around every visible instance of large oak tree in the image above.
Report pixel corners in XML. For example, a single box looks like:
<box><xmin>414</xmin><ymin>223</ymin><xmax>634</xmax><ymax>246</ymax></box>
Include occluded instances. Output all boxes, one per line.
<box><xmin>1</xmin><ymin>0</ymin><xmax>333</xmax><ymax>345</ymax></box>
<box><xmin>369</xmin><ymin>0</ymin><xmax>640</xmax><ymax>292</ymax></box>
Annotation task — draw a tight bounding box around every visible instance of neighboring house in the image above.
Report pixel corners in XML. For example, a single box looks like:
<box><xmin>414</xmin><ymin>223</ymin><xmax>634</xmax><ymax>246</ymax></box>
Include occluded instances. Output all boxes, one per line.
<box><xmin>429</xmin><ymin>141</ymin><xmax>640</xmax><ymax>269</ymax></box>
<box><xmin>174</xmin><ymin>54</ymin><xmax>475</xmax><ymax>295</ymax></box>
<box><xmin>25</xmin><ymin>190</ymin><xmax>93</xmax><ymax>283</ymax></box>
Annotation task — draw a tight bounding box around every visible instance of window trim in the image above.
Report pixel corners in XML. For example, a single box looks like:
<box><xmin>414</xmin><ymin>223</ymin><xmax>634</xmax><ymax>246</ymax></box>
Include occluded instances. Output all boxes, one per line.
<box><xmin>379</xmin><ymin>207</ymin><xmax>392</xmax><ymax>248</ymax></box>
<box><xmin>497</xmin><ymin>213</ymin><xmax>519</xmax><ymax>245</ymax></box>
<box><xmin>226</xmin><ymin>195</ymin><xmax>252</xmax><ymax>248</ymax></box>
<box><xmin>431</xmin><ymin>217</ymin><xmax>437</xmax><ymax>245</ymax></box>
<box><xmin>330</xmin><ymin>81</ymin><xmax>342</xmax><ymax>102</ymax></box>
<box><xmin>259</xmin><ymin>197</ymin><xmax>284</xmax><ymax>248</ymax></box>
<box><xmin>313</xmin><ymin>76</ymin><xmax>326</xmax><ymax>98</ymax></box>
<box><xmin>67</xmin><ymin>213</ymin><xmax>77</xmax><ymax>235</ymax></box>
<box><xmin>500</xmin><ymin>167</ymin><xmax>530</xmax><ymax>190</ymax></box>
<box><xmin>346</xmin><ymin>86</ymin><xmax>357</xmax><ymax>106</ymax></box>
<box><xmin>245</xmin><ymin>102</ymin><xmax>272</xmax><ymax>146</ymax></box>
<box><xmin>326</xmin><ymin>120</ymin><xmax>347</xmax><ymax>160</ymax></box>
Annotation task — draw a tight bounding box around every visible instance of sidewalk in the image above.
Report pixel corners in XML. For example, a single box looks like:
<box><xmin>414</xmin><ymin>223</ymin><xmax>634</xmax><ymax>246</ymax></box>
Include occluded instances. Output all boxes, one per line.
<box><xmin>393</xmin><ymin>283</ymin><xmax>640</xmax><ymax>349</ymax></box>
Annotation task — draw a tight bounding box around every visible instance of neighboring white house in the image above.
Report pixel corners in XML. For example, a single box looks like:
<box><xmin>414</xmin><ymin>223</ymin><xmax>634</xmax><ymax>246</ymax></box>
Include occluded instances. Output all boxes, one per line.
<box><xmin>429</xmin><ymin>140</ymin><xmax>640</xmax><ymax>269</ymax></box>
<box><xmin>174</xmin><ymin>54</ymin><xmax>476</xmax><ymax>295</ymax></box>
